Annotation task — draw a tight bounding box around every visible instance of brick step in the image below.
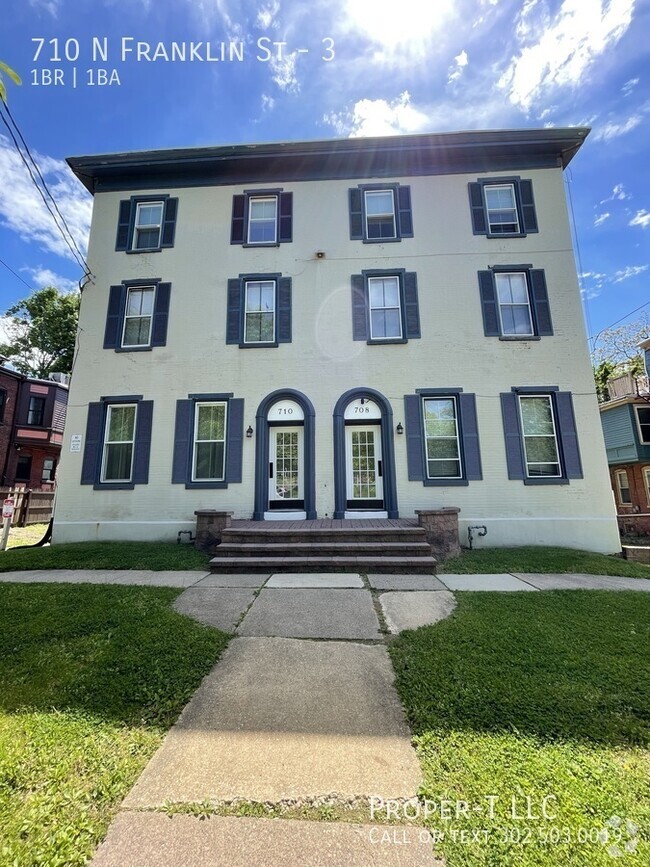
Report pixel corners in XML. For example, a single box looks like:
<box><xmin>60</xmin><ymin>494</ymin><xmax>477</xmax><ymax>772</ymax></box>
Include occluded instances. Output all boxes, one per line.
<box><xmin>209</xmin><ymin>556</ymin><xmax>438</xmax><ymax>575</ymax></box>
<box><xmin>220</xmin><ymin>527</ymin><xmax>428</xmax><ymax>545</ymax></box>
<box><xmin>212</xmin><ymin>542</ymin><xmax>433</xmax><ymax>558</ymax></box>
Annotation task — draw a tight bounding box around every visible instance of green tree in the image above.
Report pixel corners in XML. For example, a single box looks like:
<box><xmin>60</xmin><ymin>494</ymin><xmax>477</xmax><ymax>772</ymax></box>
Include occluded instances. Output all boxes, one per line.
<box><xmin>591</xmin><ymin>314</ymin><xmax>649</xmax><ymax>402</ymax></box>
<box><xmin>0</xmin><ymin>60</ymin><xmax>21</xmax><ymax>103</ymax></box>
<box><xmin>0</xmin><ymin>286</ymin><xmax>80</xmax><ymax>378</ymax></box>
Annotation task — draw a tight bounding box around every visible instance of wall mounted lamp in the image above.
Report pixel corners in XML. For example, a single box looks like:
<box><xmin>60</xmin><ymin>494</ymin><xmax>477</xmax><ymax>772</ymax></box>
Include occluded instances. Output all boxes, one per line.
<box><xmin>246</xmin><ymin>425</ymin><xmax>254</xmax><ymax>438</ymax></box>
<box><xmin>396</xmin><ymin>422</ymin><xmax>404</xmax><ymax>435</ymax></box>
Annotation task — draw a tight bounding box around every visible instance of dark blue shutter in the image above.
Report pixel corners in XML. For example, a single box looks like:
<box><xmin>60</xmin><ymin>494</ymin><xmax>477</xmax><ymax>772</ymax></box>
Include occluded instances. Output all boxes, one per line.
<box><xmin>349</xmin><ymin>189</ymin><xmax>363</xmax><ymax>240</ymax></box>
<box><xmin>555</xmin><ymin>392</ymin><xmax>583</xmax><ymax>479</ymax></box>
<box><xmin>172</xmin><ymin>400</ymin><xmax>192</xmax><ymax>484</ymax></box>
<box><xmin>351</xmin><ymin>274</ymin><xmax>368</xmax><ymax>340</ymax></box>
<box><xmin>151</xmin><ymin>283</ymin><xmax>171</xmax><ymax>347</ymax></box>
<box><xmin>278</xmin><ymin>192</ymin><xmax>293</xmax><ymax>242</ymax></box>
<box><xmin>519</xmin><ymin>180</ymin><xmax>538</xmax><ymax>233</ymax></box>
<box><xmin>81</xmin><ymin>402</ymin><xmax>103</xmax><ymax>484</ymax></box>
<box><xmin>530</xmin><ymin>270</ymin><xmax>553</xmax><ymax>336</ymax></box>
<box><xmin>459</xmin><ymin>393</ymin><xmax>482</xmax><ymax>480</ymax></box>
<box><xmin>403</xmin><ymin>272</ymin><xmax>421</xmax><ymax>338</ymax></box>
<box><xmin>226</xmin><ymin>278</ymin><xmax>243</xmax><ymax>344</ymax></box>
<box><xmin>479</xmin><ymin>271</ymin><xmax>500</xmax><ymax>336</ymax></box>
<box><xmin>132</xmin><ymin>400</ymin><xmax>153</xmax><ymax>485</ymax></box>
<box><xmin>104</xmin><ymin>285</ymin><xmax>125</xmax><ymax>349</ymax></box>
<box><xmin>468</xmin><ymin>183</ymin><xmax>487</xmax><ymax>234</ymax></box>
<box><xmin>277</xmin><ymin>277</ymin><xmax>292</xmax><ymax>343</ymax></box>
<box><xmin>500</xmin><ymin>393</ymin><xmax>525</xmax><ymax>480</ymax></box>
<box><xmin>404</xmin><ymin>394</ymin><xmax>425</xmax><ymax>481</ymax></box>
<box><xmin>397</xmin><ymin>186</ymin><xmax>413</xmax><ymax>237</ymax></box>
<box><xmin>115</xmin><ymin>200</ymin><xmax>132</xmax><ymax>251</ymax></box>
<box><xmin>226</xmin><ymin>398</ymin><xmax>244</xmax><ymax>483</ymax></box>
<box><xmin>161</xmin><ymin>198</ymin><xmax>178</xmax><ymax>247</ymax></box>
<box><xmin>231</xmin><ymin>195</ymin><xmax>246</xmax><ymax>244</ymax></box>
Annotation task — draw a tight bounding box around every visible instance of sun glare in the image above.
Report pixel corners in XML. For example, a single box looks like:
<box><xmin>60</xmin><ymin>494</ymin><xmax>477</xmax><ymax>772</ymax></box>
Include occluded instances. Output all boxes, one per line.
<box><xmin>344</xmin><ymin>0</ymin><xmax>454</xmax><ymax>47</ymax></box>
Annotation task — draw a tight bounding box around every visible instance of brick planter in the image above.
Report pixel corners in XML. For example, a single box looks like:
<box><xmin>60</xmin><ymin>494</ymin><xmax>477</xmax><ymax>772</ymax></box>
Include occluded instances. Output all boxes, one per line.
<box><xmin>194</xmin><ymin>510</ymin><xmax>233</xmax><ymax>553</ymax></box>
<box><xmin>415</xmin><ymin>508</ymin><xmax>461</xmax><ymax>561</ymax></box>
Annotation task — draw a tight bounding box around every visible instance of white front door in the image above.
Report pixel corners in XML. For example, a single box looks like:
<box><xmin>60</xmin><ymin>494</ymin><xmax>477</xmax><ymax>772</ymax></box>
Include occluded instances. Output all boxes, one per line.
<box><xmin>345</xmin><ymin>425</ymin><xmax>384</xmax><ymax>510</ymax></box>
<box><xmin>269</xmin><ymin>427</ymin><xmax>304</xmax><ymax>510</ymax></box>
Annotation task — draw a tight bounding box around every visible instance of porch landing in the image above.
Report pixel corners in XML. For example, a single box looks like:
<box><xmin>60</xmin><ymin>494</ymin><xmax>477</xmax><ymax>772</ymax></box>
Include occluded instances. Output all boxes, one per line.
<box><xmin>209</xmin><ymin>517</ymin><xmax>437</xmax><ymax>575</ymax></box>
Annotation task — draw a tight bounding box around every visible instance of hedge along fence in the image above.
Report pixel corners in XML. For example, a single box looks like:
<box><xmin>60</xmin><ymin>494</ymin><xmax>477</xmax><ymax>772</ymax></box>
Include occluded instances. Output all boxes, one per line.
<box><xmin>0</xmin><ymin>488</ymin><xmax>55</xmax><ymax>527</ymax></box>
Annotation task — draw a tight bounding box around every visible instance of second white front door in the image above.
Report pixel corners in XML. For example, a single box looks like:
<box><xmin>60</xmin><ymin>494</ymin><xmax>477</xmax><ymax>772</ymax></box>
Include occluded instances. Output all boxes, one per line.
<box><xmin>269</xmin><ymin>426</ymin><xmax>304</xmax><ymax>510</ymax></box>
<box><xmin>345</xmin><ymin>425</ymin><xmax>384</xmax><ymax>509</ymax></box>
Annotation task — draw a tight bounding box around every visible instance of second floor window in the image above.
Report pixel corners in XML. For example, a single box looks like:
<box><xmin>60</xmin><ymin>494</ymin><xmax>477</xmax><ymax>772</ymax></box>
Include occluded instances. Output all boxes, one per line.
<box><xmin>478</xmin><ymin>267</ymin><xmax>553</xmax><ymax>338</ymax></box>
<box><xmin>368</xmin><ymin>276</ymin><xmax>402</xmax><ymax>340</ymax></box>
<box><xmin>123</xmin><ymin>287</ymin><xmax>155</xmax><ymax>347</ymax></box>
<box><xmin>495</xmin><ymin>272</ymin><xmax>533</xmax><ymax>336</ymax></box>
<box><xmin>27</xmin><ymin>396</ymin><xmax>45</xmax><ymax>426</ymax></box>
<box><xmin>244</xmin><ymin>280</ymin><xmax>275</xmax><ymax>343</ymax></box>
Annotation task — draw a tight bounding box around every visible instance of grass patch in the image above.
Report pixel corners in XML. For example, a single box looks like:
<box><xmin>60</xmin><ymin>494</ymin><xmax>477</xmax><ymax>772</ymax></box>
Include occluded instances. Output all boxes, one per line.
<box><xmin>440</xmin><ymin>545</ymin><xmax>650</xmax><ymax>579</ymax></box>
<box><xmin>7</xmin><ymin>523</ymin><xmax>50</xmax><ymax>549</ymax></box>
<box><xmin>0</xmin><ymin>583</ymin><xmax>229</xmax><ymax>866</ymax></box>
<box><xmin>0</xmin><ymin>540</ymin><xmax>210</xmax><ymax>572</ymax></box>
<box><xmin>390</xmin><ymin>592</ymin><xmax>650</xmax><ymax>866</ymax></box>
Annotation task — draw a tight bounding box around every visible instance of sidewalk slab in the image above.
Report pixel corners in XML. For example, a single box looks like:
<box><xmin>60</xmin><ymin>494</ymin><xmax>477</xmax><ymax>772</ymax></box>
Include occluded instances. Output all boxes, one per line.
<box><xmin>237</xmin><ymin>589</ymin><xmax>381</xmax><ymax>639</ymax></box>
<box><xmin>123</xmin><ymin>637</ymin><xmax>422</xmax><ymax>806</ymax></box>
<box><xmin>368</xmin><ymin>574</ymin><xmax>446</xmax><ymax>591</ymax></box>
<box><xmin>266</xmin><ymin>573</ymin><xmax>363</xmax><ymax>588</ymax></box>
<box><xmin>91</xmin><ymin>813</ymin><xmax>442</xmax><ymax>867</ymax></box>
<box><xmin>380</xmin><ymin>591</ymin><xmax>457</xmax><ymax>633</ymax></box>
<box><xmin>439</xmin><ymin>574</ymin><xmax>538</xmax><ymax>591</ymax></box>
<box><xmin>514</xmin><ymin>573</ymin><xmax>650</xmax><ymax>592</ymax></box>
<box><xmin>194</xmin><ymin>573</ymin><xmax>269</xmax><ymax>588</ymax></box>
<box><xmin>0</xmin><ymin>570</ymin><xmax>206</xmax><ymax>587</ymax></box>
<box><xmin>173</xmin><ymin>588</ymin><xmax>255</xmax><ymax>631</ymax></box>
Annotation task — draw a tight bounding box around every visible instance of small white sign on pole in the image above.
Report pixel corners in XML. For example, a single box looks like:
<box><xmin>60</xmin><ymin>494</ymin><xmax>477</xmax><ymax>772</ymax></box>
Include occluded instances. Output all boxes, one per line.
<box><xmin>70</xmin><ymin>434</ymin><xmax>83</xmax><ymax>453</ymax></box>
<box><xmin>2</xmin><ymin>499</ymin><xmax>14</xmax><ymax>519</ymax></box>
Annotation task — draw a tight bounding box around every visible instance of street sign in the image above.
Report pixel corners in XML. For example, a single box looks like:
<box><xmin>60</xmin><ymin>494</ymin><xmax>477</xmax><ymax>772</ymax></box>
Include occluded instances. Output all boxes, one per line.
<box><xmin>2</xmin><ymin>499</ymin><xmax>14</xmax><ymax>519</ymax></box>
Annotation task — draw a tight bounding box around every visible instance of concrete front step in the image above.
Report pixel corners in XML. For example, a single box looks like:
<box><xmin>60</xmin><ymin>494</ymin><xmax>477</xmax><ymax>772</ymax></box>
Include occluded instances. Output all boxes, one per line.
<box><xmin>209</xmin><ymin>555</ymin><xmax>438</xmax><ymax>574</ymax></box>
<box><xmin>220</xmin><ymin>527</ymin><xmax>428</xmax><ymax>545</ymax></box>
<box><xmin>212</xmin><ymin>541</ymin><xmax>434</xmax><ymax>558</ymax></box>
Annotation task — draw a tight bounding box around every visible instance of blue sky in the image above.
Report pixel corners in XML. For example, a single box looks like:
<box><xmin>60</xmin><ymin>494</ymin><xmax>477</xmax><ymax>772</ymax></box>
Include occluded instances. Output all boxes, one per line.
<box><xmin>0</xmin><ymin>0</ymin><xmax>648</xmax><ymax>349</ymax></box>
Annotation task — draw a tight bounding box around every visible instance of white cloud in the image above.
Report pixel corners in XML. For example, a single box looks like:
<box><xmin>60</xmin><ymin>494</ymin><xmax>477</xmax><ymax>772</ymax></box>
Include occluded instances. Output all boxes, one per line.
<box><xmin>0</xmin><ymin>135</ymin><xmax>91</xmax><ymax>264</ymax></box>
<box><xmin>21</xmin><ymin>266</ymin><xmax>79</xmax><ymax>293</ymax></box>
<box><xmin>261</xmin><ymin>93</ymin><xmax>276</xmax><ymax>112</ymax></box>
<box><xmin>613</xmin><ymin>264</ymin><xmax>649</xmax><ymax>282</ymax></box>
<box><xmin>600</xmin><ymin>183</ymin><xmax>631</xmax><ymax>204</ymax></box>
<box><xmin>593</xmin><ymin>114</ymin><xmax>644</xmax><ymax>141</ymax></box>
<box><xmin>256</xmin><ymin>1</ymin><xmax>280</xmax><ymax>29</ymax></box>
<box><xmin>499</xmin><ymin>0</ymin><xmax>635</xmax><ymax>111</ymax></box>
<box><xmin>622</xmin><ymin>77</ymin><xmax>639</xmax><ymax>96</ymax></box>
<box><xmin>594</xmin><ymin>212</ymin><xmax>610</xmax><ymax>226</ymax></box>
<box><xmin>29</xmin><ymin>0</ymin><xmax>60</xmax><ymax>16</ymax></box>
<box><xmin>342</xmin><ymin>0</ymin><xmax>454</xmax><ymax>61</ymax></box>
<box><xmin>447</xmin><ymin>50</ymin><xmax>469</xmax><ymax>83</ymax></box>
<box><xmin>269</xmin><ymin>52</ymin><xmax>300</xmax><ymax>92</ymax></box>
<box><xmin>324</xmin><ymin>91</ymin><xmax>429</xmax><ymax>138</ymax></box>
<box><xmin>629</xmin><ymin>209</ymin><xmax>650</xmax><ymax>228</ymax></box>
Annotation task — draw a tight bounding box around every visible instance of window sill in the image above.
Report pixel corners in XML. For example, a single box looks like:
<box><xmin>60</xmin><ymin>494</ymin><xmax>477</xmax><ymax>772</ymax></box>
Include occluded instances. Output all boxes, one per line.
<box><xmin>523</xmin><ymin>477</ymin><xmax>569</xmax><ymax>486</ymax></box>
<box><xmin>422</xmin><ymin>478</ymin><xmax>470</xmax><ymax>487</ymax></box>
<box><xmin>498</xmin><ymin>335</ymin><xmax>541</xmax><ymax>342</ymax></box>
<box><xmin>115</xmin><ymin>346</ymin><xmax>153</xmax><ymax>353</ymax></box>
<box><xmin>362</xmin><ymin>237</ymin><xmax>401</xmax><ymax>244</ymax></box>
<box><xmin>93</xmin><ymin>482</ymin><xmax>136</xmax><ymax>491</ymax></box>
<box><xmin>367</xmin><ymin>338</ymin><xmax>408</xmax><ymax>345</ymax></box>
<box><xmin>485</xmin><ymin>231</ymin><xmax>526</xmax><ymax>239</ymax></box>
<box><xmin>184</xmin><ymin>481</ymin><xmax>229</xmax><ymax>489</ymax></box>
<box><xmin>126</xmin><ymin>247</ymin><xmax>162</xmax><ymax>254</ymax></box>
<box><xmin>238</xmin><ymin>341</ymin><xmax>279</xmax><ymax>349</ymax></box>
<box><xmin>242</xmin><ymin>242</ymin><xmax>281</xmax><ymax>248</ymax></box>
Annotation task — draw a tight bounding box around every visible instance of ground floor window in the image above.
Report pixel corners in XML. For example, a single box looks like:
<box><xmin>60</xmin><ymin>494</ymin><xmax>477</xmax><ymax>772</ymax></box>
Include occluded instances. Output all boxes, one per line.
<box><xmin>101</xmin><ymin>404</ymin><xmax>136</xmax><ymax>483</ymax></box>
<box><xmin>616</xmin><ymin>469</ymin><xmax>632</xmax><ymax>505</ymax></box>
<box><xmin>192</xmin><ymin>402</ymin><xmax>227</xmax><ymax>481</ymax></box>
<box><xmin>15</xmin><ymin>454</ymin><xmax>32</xmax><ymax>482</ymax></box>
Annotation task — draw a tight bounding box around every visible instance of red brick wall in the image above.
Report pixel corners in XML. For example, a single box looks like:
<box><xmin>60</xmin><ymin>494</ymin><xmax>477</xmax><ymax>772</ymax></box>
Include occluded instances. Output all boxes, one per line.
<box><xmin>4</xmin><ymin>445</ymin><xmax>59</xmax><ymax>490</ymax></box>
<box><xmin>0</xmin><ymin>370</ymin><xmax>22</xmax><ymax>486</ymax></box>
<box><xmin>610</xmin><ymin>463</ymin><xmax>650</xmax><ymax>537</ymax></box>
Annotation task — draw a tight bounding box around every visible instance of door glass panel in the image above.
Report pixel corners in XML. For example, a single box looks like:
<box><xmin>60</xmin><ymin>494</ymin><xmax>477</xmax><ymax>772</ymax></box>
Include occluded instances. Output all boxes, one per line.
<box><xmin>274</xmin><ymin>431</ymin><xmax>299</xmax><ymax>499</ymax></box>
<box><xmin>351</xmin><ymin>430</ymin><xmax>377</xmax><ymax>499</ymax></box>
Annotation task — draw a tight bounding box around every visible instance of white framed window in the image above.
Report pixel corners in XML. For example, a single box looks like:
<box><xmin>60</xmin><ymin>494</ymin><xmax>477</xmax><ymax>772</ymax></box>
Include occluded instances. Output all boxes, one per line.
<box><xmin>496</xmin><ymin>272</ymin><xmax>534</xmax><ymax>336</ymax></box>
<box><xmin>244</xmin><ymin>280</ymin><xmax>276</xmax><ymax>343</ymax></box>
<box><xmin>616</xmin><ymin>469</ymin><xmax>632</xmax><ymax>505</ymax></box>
<box><xmin>42</xmin><ymin>457</ymin><xmax>56</xmax><ymax>482</ymax></box>
<box><xmin>635</xmin><ymin>406</ymin><xmax>650</xmax><ymax>444</ymax></box>
<box><xmin>192</xmin><ymin>402</ymin><xmax>227</xmax><ymax>482</ymax></box>
<box><xmin>247</xmin><ymin>196</ymin><xmax>278</xmax><ymax>244</ymax></box>
<box><xmin>364</xmin><ymin>189</ymin><xmax>396</xmax><ymax>240</ymax></box>
<box><xmin>423</xmin><ymin>397</ymin><xmax>462</xmax><ymax>479</ymax></box>
<box><xmin>122</xmin><ymin>286</ymin><xmax>155</xmax><ymax>347</ymax></box>
<box><xmin>368</xmin><ymin>276</ymin><xmax>402</xmax><ymax>340</ymax></box>
<box><xmin>101</xmin><ymin>404</ymin><xmax>136</xmax><ymax>483</ymax></box>
<box><xmin>518</xmin><ymin>395</ymin><xmax>561</xmax><ymax>477</ymax></box>
<box><xmin>484</xmin><ymin>184</ymin><xmax>520</xmax><ymax>234</ymax></box>
<box><xmin>643</xmin><ymin>467</ymin><xmax>650</xmax><ymax>506</ymax></box>
<box><xmin>133</xmin><ymin>201</ymin><xmax>163</xmax><ymax>250</ymax></box>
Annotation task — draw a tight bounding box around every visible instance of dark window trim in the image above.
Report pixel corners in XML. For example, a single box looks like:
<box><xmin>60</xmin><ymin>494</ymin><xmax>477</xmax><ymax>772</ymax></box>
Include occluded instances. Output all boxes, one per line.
<box><xmin>354</xmin><ymin>268</ymin><xmax>421</xmax><ymax>344</ymax></box>
<box><xmin>350</xmin><ymin>182</ymin><xmax>414</xmax><ymax>243</ymax></box>
<box><xmin>479</xmin><ymin>266</ymin><xmax>553</xmax><ymax>339</ymax></box>
<box><xmin>470</xmin><ymin>176</ymin><xmax>538</xmax><ymax>238</ymax></box>
<box><xmin>231</xmin><ymin>189</ymin><xmax>292</xmax><ymax>247</ymax></box>
<box><xmin>82</xmin><ymin>395</ymin><xmax>152</xmax><ymax>491</ymax></box>
<box><xmin>227</xmin><ymin>272</ymin><xmax>291</xmax><ymax>348</ymax></box>
<box><xmin>116</xmin><ymin>194</ymin><xmax>178</xmax><ymax>254</ymax></box>
<box><xmin>634</xmin><ymin>405</ymin><xmax>650</xmax><ymax>445</ymax></box>
<box><xmin>420</xmin><ymin>393</ymin><xmax>466</xmax><ymax>487</ymax></box>
<box><xmin>173</xmin><ymin>394</ymin><xmax>243</xmax><ymax>490</ymax></box>
<box><xmin>105</xmin><ymin>279</ymin><xmax>171</xmax><ymax>353</ymax></box>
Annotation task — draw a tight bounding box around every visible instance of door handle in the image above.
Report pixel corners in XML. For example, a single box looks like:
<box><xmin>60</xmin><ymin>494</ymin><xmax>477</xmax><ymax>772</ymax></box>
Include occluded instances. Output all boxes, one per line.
<box><xmin>378</xmin><ymin>460</ymin><xmax>383</xmax><ymax>478</ymax></box>
<box><xmin>269</xmin><ymin>462</ymin><xmax>274</xmax><ymax>478</ymax></box>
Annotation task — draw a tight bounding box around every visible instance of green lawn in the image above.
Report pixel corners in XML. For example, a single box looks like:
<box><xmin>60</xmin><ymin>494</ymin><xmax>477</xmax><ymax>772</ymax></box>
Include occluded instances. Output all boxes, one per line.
<box><xmin>390</xmin><ymin>592</ymin><xmax>650</xmax><ymax>866</ymax></box>
<box><xmin>0</xmin><ymin>584</ymin><xmax>229</xmax><ymax>867</ymax></box>
<box><xmin>7</xmin><ymin>523</ymin><xmax>50</xmax><ymax>549</ymax></box>
<box><xmin>440</xmin><ymin>545</ymin><xmax>650</xmax><ymax>579</ymax></box>
<box><xmin>0</xmin><ymin>540</ymin><xmax>210</xmax><ymax>572</ymax></box>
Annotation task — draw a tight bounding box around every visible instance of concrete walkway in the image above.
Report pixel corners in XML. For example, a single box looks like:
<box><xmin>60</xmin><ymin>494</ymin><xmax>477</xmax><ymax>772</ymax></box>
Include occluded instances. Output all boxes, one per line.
<box><xmin>3</xmin><ymin>567</ymin><xmax>649</xmax><ymax>865</ymax></box>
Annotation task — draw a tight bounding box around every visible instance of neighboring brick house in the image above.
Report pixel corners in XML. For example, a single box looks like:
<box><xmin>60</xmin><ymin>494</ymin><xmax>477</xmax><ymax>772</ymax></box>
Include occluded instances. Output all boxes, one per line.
<box><xmin>0</xmin><ymin>364</ymin><xmax>69</xmax><ymax>489</ymax></box>
<box><xmin>54</xmin><ymin>128</ymin><xmax>620</xmax><ymax>552</ymax></box>
<box><xmin>600</xmin><ymin>338</ymin><xmax>650</xmax><ymax>537</ymax></box>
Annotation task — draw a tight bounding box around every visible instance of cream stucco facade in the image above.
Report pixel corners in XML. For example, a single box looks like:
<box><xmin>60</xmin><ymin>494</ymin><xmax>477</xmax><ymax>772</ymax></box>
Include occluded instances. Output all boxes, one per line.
<box><xmin>54</xmin><ymin>130</ymin><xmax>620</xmax><ymax>552</ymax></box>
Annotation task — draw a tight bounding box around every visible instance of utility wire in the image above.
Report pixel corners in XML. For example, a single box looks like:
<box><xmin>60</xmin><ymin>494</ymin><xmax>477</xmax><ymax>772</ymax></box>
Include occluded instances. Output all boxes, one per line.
<box><xmin>588</xmin><ymin>300</ymin><xmax>650</xmax><ymax>345</ymax></box>
<box><xmin>0</xmin><ymin>255</ymin><xmax>36</xmax><ymax>291</ymax></box>
<box><xmin>0</xmin><ymin>108</ymin><xmax>89</xmax><ymax>275</ymax></box>
<box><xmin>2</xmin><ymin>100</ymin><xmax>90</xmax><ymax>272</ymax></box>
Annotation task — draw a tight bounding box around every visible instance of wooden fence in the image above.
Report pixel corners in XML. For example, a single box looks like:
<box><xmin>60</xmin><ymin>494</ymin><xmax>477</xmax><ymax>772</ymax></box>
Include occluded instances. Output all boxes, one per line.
<box><xmin>0</xmin><ymin>488</ymin><xmax>55</xmax><ymax>527</ymax></box>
